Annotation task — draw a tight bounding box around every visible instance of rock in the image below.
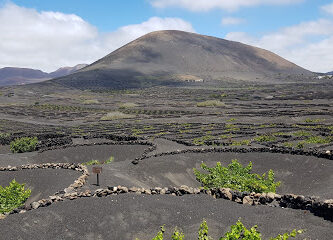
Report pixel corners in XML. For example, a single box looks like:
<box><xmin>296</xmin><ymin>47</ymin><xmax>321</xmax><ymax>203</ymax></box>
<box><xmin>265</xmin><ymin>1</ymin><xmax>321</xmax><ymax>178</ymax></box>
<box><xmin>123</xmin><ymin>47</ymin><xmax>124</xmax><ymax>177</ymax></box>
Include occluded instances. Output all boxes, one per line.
<box><xmin>31</xmin><ymin>202</ymin><xmax>40</xmax><ymax>209</ymax></box>
<box><xmin>219</xmin><ymin>188</ymin><xmax>232</xmax><ymax>200</ymax></box>
<box><xmin>83</xmin><ymin>190</ymin><xmax>91</xmax><ymax>196</ymax></box>
<box><xmin>129</xmin><ymin>187</ymin><xmax>138</xmax><ymax>192</ymax></box>
<box><xmin>324</xmin><ymin>199</ymin><xmax>333</xmax><ymax>204</ymax></box>
<box><xmin>243</xmin><ymin>196</ymin><xmax>254</xmax><ymax>205</ymax></box>
<box><xmin>235</xmin><ymin>198</ymin><xmax>242</xmax><ymax>203</ymax></box>
<box><xmin>269</xmin><ymin>200</ymin><xmax>280</xmax><ymax>207</ymax></box>
<box><xmin>266</xmin><ymin>192</ymin><xmax>275</xmax><ymax>200</ymax></box>
<box><xmin>155</xmin><ymin>187</ymin><xmax>162</xmax><ymax>193</ymax></box>
<box><xmin>119</xmin><ymin>186</ymin><xmax>128</xmax><ymax>193</ymax></box>
<box><xmin>254</xmin><ymin>193</ymin><xmax>261</xmax><ymax>198</ymax></box>
<box><xmin>144</xmin><ymin>189</ymin><xmax>152</xmax><ymax>195</ymax></box>
<box><xmin>193</xmin><ymin>188</ymin><xmax>200</xmax><ymax>194</ymax></box>
<box><xmin>162</xmin><ymin>188</ymin><xmax>168</xmax><ymax>194</ymax></box>
<box><xmin>151</xmin><ymin>190</ymin><xmax>157</xmax><ymax>195</ymax></box>
<box><xmin>231</xmin><ymin>190</ymin><xmax>243</xmax><ymax>199</ymax></box>
<box><xmin>179</xmin><ymin>185</ymin><xmax>193</xmax><ymax>194</ymax></box>
<box><xmin>64</xmin><ymin>187</ymin><xmax>75</xmax><ymax>194</ymax></box>
<box><xmin>95</xmin><ymin>189</ymin><xmax>104</xmax><ymax>194</ymax></box>
<box><xmin>274</xmin><ymin>194</ymin><xmax>282</xmax><ymax>200</ymax></box>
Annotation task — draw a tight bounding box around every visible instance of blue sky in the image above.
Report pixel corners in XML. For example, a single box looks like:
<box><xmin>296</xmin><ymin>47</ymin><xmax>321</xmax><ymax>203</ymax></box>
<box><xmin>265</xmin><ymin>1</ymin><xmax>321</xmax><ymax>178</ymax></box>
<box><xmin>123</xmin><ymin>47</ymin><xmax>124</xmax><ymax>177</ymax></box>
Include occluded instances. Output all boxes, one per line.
<box><xmin>1</xmin><ymin>0</ymin><xmax>333</xmax><ymax>72</ymax></box>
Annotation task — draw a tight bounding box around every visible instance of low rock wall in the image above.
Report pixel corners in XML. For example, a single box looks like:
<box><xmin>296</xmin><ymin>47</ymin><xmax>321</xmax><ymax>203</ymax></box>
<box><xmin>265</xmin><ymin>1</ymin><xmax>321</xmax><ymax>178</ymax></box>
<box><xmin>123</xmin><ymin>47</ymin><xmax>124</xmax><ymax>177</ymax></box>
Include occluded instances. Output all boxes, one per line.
<box><xmin>3</xmin><ymin>185</ymin><xmax>332</xmax><ymax>222</ymax></box>
<box><xmin>132</xmin><ymin>146</ymin><xmax>333</xmax><ymax>164</ymax></box>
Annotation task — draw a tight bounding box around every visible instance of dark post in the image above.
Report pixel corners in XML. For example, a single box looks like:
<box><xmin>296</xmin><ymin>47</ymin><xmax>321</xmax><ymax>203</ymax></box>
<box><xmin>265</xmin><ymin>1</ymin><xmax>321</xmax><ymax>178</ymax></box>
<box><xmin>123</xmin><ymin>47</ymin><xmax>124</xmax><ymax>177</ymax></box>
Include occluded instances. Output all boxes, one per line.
<box><xmin>92</xmin><ymin>166</ymin><xmax>102</xmax><ymax>186</ymax></box>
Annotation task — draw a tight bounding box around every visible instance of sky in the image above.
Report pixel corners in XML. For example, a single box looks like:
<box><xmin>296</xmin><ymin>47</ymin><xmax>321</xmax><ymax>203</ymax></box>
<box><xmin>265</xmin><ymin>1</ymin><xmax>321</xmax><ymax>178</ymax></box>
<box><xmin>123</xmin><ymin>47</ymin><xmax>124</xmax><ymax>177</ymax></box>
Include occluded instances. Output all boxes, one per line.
<box><xmin>0</xmin><ymin>0</ymin><xmax>333</xmax><ymax>73</ymax></box>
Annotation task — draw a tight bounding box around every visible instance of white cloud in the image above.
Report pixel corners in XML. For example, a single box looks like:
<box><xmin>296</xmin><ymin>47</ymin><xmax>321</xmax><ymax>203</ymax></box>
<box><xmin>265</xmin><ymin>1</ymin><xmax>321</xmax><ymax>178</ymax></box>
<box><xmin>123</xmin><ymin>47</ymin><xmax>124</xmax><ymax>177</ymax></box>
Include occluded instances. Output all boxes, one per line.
<box><xmin>150</xmin><ymin>0</ymin><xmax>303</xmax><ymax>12</ymax></box>
<box><xmin>225</xmin><ymin>19</ymin><xmax>333</xmax><ymax>72</ymax></box>
<box><xmin>103</xmin><ymin>17</ymin><xmax>195</xmax><ymax>51</ymax></box>
<box><xmin>221</xmin><ymin>17</ymin><xmax>245</xmax><ymax>25</ymax></box>
<box><xmin>321</xmin><ymin>2</ymin><xmax>333</xmax><ymax>15</ymax></box>
<box><xmin>0</xmin><ymin>3</ymin><xmax>195</xmax><ymax>72</ymax></box>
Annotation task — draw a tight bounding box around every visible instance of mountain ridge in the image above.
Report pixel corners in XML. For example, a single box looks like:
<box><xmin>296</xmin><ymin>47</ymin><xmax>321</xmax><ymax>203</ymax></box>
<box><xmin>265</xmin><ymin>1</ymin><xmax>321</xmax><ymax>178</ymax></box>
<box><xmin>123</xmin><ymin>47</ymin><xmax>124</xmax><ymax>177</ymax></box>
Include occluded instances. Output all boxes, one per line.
<box><xmin>48</xmin><ymin>30</ymin><xmax>314</xmax><ymax>89</ymax></box>
<box><xmin>0</xmin><ymin>64</ymin><xmax>88</xmax><ymax>86</ymax></box>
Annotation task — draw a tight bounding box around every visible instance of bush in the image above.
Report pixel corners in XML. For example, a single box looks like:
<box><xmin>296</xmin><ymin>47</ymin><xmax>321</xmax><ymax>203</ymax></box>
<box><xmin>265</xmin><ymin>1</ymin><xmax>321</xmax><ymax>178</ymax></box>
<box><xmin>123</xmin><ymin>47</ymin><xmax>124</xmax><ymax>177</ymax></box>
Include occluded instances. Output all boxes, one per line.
<box><xmin>305</xmin><ymin>136</ymin><xmax>333</xmax><ymax>144</ymax></box>
<box><xmin>0</xmin><ymin>132</ymin><xmax>10</xmax><ymax>139</ymax></box>
<box><xmin>231</xmin><ymin>139</ymin><xmax>251</xmax><ymax>146</ymax></box>
<box><xmin>82</xmin><ymin>156</ymin><xmax>114</xmax><ymax>166</ymax></box>
<box><xmin>221</xmin><ymin>220</ymin><xmax>303</xmax><ymax>240</ymax></box>
<box><xmin>141</xmin><ymin>220</ymin><xmax>303</xmax><ymax>240</ymax></box>
<box><xmin>253</xmin><ymin>135</ymin><xmax>276</xmax><ymax>142</ymax></box>
<box><xmin>197</xmin><ymin>100</ymin><xmax>225</xmax><ymax>107</ymax></box>
<box><xmin>198</xmin><ymin>219</ymin><xmax>212</xmax><ymax>240</ymax></box>
<box><xmin>10</xmin><ymin>137</ymin><xmax>38</xmax><ymax>153</ymax></box>
<box><xmin>0</xmin><ymin>179</ymin><xmax>31</xmax><ymax>214</ymax></box>
<box><xmin>193</xmin><ymin>159</ymin><xmax>280</xmax><ymax>193</ymax></box>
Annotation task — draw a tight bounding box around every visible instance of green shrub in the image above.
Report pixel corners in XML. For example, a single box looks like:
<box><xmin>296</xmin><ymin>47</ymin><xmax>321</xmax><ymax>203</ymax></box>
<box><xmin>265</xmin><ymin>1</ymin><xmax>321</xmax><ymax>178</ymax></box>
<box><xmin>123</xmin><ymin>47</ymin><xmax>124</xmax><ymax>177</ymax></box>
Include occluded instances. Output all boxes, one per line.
<box><xmin>10</xmin><ymin>137</ymin><xmax>38</xmax><ymax>153</ymax></box>
<box><xmin>82</xmin><ymin>156</ymin><xmax>114</xmax><ymax>166</ymax></box>
<box><xmin>171</xmin><ymin>228</ymin><xmax>185</xmax><ymax>240</ymax></box>
<box><xmin>152</xmin><ymin>226</ymin><xmax>165</xmax><ymax>240</ymax></box>
<box><xmin>305</xmin><ymin>136</ymin><xmax>333</xmax><ymax>144</ymax></box>
<box><xmin>225</xmin><ymin>124</ymin><xmax>240</xmax><ymax>132</ymax></box>
<box><xmin>0</xmin><ymin>132</ymin><xmax>10</xmax><ymax>139</ymax></box>
<box><xmin>304</xmin><ymin>118</ymin><xmax>324</xmax><ymax>123</ymax></box>
<box><xmin>141</xmin><ymin>220</ymin><xmax>303</xmax><ymax>240</ymax></box>
<box><xmin>198</xmin><ymin>219</ymin><xmax>212</xmax><ymax>240</ymax></box>
<box><xmin>283</xmin><ymin>142</ymin><xmax>294</xmax><ymax>148</ymax></box>
<box><xmin>193</xmin><ymin>135</ymin><xmax>214</xmax><ymax>145</ymax></box>
<box><xmin>231</xmin><ymin>139</ymin><xmax>251</xmax><ymax>146</ymax></box>
<box><xmin>197</xmin><ymin>100</ymin><xmax>225</xmax><ymax>107</ymax></box>
<box><xmin>0</xmin><ymin>179</ymin><xmax>31</xmax><ymax>214</ymax></box>
<box><xmin>221</xmin><ymin>220</ymin><xmax>303</xmax><ymax>240</ymax></box>
<box><xmin>253</xmin><ymin>135</ymin><xmax>276</xmax><ymax>142</ymax></box>
<box><xmin>296</xmin><ymin>141</ymin><xmax>305</xmax><ymax>149</ymax></box>
<box><xmin>193</xmin><ymin>160</ymin><xmax>280</xmax><ymax>193</ymax></box>
<box><xmin>82</xmin><ymin>160</ymin><xmax>100</xmax><ymax>166</ymax></box>
<box><xmin>272</xmin><ymin>132</ymin><xmax>288</xmax><ymax>136</ymax></box>
<box><xmin>292</xmin><ymin>131</ymin><xmax>312</xmax><ymax>137</ymax></box>
<box><xmin>220</xmin><ymin>134</ymin><xmax>233</xmax><ymax>139</ymax></box>
<box><xmin>221</xmin><ymin>220</ymin><xmax>261</xmax><ymax>239</ymax></box>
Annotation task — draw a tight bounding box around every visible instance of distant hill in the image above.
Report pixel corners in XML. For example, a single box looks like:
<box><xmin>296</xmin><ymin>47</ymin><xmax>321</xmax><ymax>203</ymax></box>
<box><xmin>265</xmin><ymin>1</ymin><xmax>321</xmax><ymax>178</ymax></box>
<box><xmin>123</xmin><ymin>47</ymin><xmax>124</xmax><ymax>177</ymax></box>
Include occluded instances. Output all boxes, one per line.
<box><xmin>50</xmin><ymin>30</ymin><xmax>312</xmax><ymax>90</ymax></box>
<box><xmin>327</xmin><ymin>71</ymin><xmax>333</xmax><ymax>75</ymax></box>
<box><xmin>0</xmin><ymin>64</ymin><xmax>88</xmax><ymax>86</ymax></box>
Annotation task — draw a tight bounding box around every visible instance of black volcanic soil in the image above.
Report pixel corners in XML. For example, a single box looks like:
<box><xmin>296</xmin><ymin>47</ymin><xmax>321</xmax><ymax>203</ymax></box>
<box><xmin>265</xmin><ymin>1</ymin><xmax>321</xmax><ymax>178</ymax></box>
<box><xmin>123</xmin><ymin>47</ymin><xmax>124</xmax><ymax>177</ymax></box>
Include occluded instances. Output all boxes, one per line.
<box><xmin>0</xmin><ymin>144</ymin><xmax>149</xmax><ymax>167</ymax></box>
<box><xmin>34</xmin><ymin>144</ymin><xmax>149</xmax><ymax>164</ymax></box>
<box><xmin>0</xmin><ymin>79</ymin><xmax>332</xmax><ymax>238</ymax></box>
<box><xmin>0</xmin><ymin>169</ymin><xmax>80</xmax><ymax>204</ymax></box>
<box><xmin>83</xmin><ymin>151</ymin><xmax>333</xmax><ymax>199</ymax></box>
<box><xmin>1</xmin><ymin>194</ymin><xmax>331</xmax><ymax>240</ymax></box>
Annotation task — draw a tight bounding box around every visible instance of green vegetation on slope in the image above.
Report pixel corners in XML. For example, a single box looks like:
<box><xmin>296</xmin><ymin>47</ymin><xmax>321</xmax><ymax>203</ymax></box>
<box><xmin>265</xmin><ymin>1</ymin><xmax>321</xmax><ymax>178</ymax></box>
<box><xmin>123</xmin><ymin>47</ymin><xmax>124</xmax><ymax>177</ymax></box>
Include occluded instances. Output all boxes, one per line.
<box><xmin>193</xmin><ymin>160</ymin><xmax>280</xmax><ymax>193</ymax></box>
<box><xmin>141</xmin><ymin>219</ymin><xmax>303</xmax><ymax>240</ymax></box>
<box><xmin>197</xmin><ymin>100</ymin><xmax>225</xmax><ymax>107</ymax></box>
<box><xmin>10</xmin><ymin>137</ymin><xmax>38</xmax><ymax>153</ymax></box>
<box><xmin>0</xmin><ymin>180</ymin><xmax>31</xmax><ymax>214</ymax></box>
<box><xmin>82</xmin><ymin>156</ymin><xmax>114</xmax><ymax>166</ymax></box>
